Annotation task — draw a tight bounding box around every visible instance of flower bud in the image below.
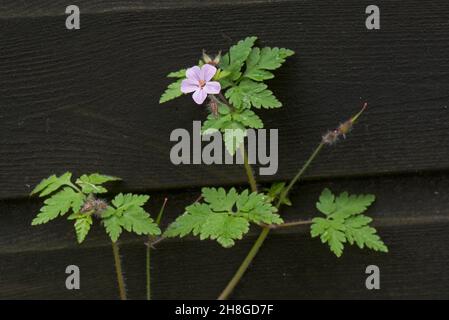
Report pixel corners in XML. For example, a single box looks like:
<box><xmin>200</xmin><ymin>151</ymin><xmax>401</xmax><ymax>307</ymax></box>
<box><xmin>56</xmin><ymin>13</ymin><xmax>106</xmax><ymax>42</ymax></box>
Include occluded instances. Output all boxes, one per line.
<box><xmin>202</xmin><ymin>50</ymin><xmax>212</xmax><ymax>64</ymax></box>
<box><xmin>81</xmin><ymin>197</ymin><xmax>108</xmax><ymax>216</ymax></box>
<box><xmin>202</xmin><ymin>50</ymin><xmax>221</xmax><ymax>66</ymax></box>
<box><xmin>208</xmin><ymin>98</ymin><xmax>219</xmax><ymax>117</ymax></box>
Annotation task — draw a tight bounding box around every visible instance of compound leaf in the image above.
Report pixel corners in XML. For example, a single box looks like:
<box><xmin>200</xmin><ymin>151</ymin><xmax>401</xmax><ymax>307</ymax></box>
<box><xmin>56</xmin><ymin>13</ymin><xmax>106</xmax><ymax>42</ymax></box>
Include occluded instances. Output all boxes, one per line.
<box><xmin>160</xmin><ymin>79</ymin><xmax>183</xmax><ymax>104</ymax></box>
<box><xmin>200</xmin><ymin>214</ymin><xmax>249</xmax><ymax>248</ymax></box>
<box><xmin>225</xmin><ymin>79</ymin><xmax>281</xmax><ymax>109</ymax></box>
<box><xmin>311</xmin><ymin>188</ymin><xmax>387</xmax><ymax>257</ymax></box>
<box><xmin>76</xmin><ymin>173</ymin><xmax>121</xmax><ymax>194</ymax></box>
<box><xmin>32</xmin><ymin>187</ymin><xmax>84</xmax><ymax>225</ymax></box>
<box><xmin>112</xmin><ymin>193</ymin><xmax>150</xmax><ymax>212</ymax></box>
<box><xmin>244</xmin><ymin>47</ymin><xmax>294</xmax><ymax>81</ymax></box>
<box><xmin>316</xmin><ymin>188</ymin><xmax>336</xmax><ymax>215</ymax></box>
<box><xmin>167</xmin><ymin>69</ymin><xmax>186</xmax><ymax>78</ymax></box>
<box><xmin>102</xmin><ymin>193</ymin><xmax>160</xmax><ymax>242</ymax></box>
<box><xmin>73</xmin><ymin>214</ymin><xmax>93</xmax><ymax>244</ymax></box>
<box><xmin>31</xmin><ymin>172</ymin><xmax>73</xmax><ymax>197</ymax></box>
<box><xmin>118</xmin><ymin>206</ymin><xmax>161</xmax><ymax>236</ymax></box>
<box><xmin>103</xmin><ymin>214</ymin><xmax>122</xmax><ymax>242</ymax></box>
<box><xmin>165</xmin><ymin>188</ymin><xmax>281</xmax><ymax>247</ymax></box>
<box><xmin>164</xmin><ymin>203</ymin><xmax>212</xmax><ymax>238</ymax></box>
<box><xmin>235</xmin><ymin>190</ymin><xmax>282</xmax><ymax>224</ymax></box>
<box><xmin>220</xmin><ymin>36</ymin><xmax>257</xmax><ymax>81</ymax></box>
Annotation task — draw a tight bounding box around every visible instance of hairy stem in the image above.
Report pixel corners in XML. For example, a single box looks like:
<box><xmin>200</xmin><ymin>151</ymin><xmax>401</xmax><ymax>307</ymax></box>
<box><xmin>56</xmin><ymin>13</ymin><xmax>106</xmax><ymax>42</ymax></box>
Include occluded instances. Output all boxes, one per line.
<box><xmin>218</xmin><ymin>142</ymin><xmax>325</xmax><ymax>300</ymax></box>
<box><xmin>147</xmin><ymin>198</ymin><xmax>168</xmax><ymax>300</ymax></box>
<box><xmin>111</xmin><ymin>241</ymin><xmax>127</xmax><ymax>300</ymax></box>
<box><xmin>146</xmin><ymin>242</ymin><xmax>151</xmax><ymax>300</ymax></box>
<box><xmin>276</xmin><ymin>142</ymin><xmax>325</xmax><ymax>208</ymax></box>
<box><xmin>241</xmin><ymin>146</ymin><xmax>258</xmax><ymax>192</ymax></box>
<box><xmin>218</xmin><ymin>227</ymin><xmax>270</xmax><ymax>300</ymax></box>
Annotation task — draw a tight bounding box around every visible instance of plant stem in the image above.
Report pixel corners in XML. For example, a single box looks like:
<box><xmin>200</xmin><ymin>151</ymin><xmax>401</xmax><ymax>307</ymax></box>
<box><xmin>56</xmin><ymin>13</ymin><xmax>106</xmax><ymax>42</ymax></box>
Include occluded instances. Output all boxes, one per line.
<box><xmin>218</xmin><ymin>227</ymin><xmax>269</xmax><ymax>300</ymax></box>
<box><xmin>276</xmin><ymin>142</ymin><xmax>325</xmax><ymax>208</ymax></box>
<box><xmin>269</xmin><ymin>219</ymin><xmax>313</xmax><ymax>229</ymax></box>
<box><xmin>68</xmin><ymin>182</ymin><xmax>83</xmax><ymax>194</ymax></box>
<box><xmin>146</xmin><ymin>242</ymin><xmax>151</xmax><ymax>300</ymax></box>
<box><xmin>218</xmin><ymin>142</ymin><xmax>325</xmax><ymax>300</ymax></box>
<box><xmin>146</xmin><ymin>198</ymin><xmax>168</xmax><ymax>300</ymax></box>
<box><xmin>111</xmin><ymin>241</ymin><xmax>127</xmax><ymax>300</ymax></box>
<box><xmin>241</xmin><ymin>146</ymin><xmax>258</xmax><ymax>192</ymax></box>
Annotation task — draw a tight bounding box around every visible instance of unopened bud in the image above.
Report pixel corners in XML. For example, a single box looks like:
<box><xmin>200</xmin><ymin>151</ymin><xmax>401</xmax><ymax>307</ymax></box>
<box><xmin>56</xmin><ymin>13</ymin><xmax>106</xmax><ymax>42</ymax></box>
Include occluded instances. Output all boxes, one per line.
<box><xmin>202</xmin><ymin>50</ymin><xmax>221</xmax><ymax>66</ymax></box>
<box><xmin>202</xmin><ymin>50</ymin><xmax>212</xmax><ymax>64</ymax></box>
<box><xmin>208</xmin><ymin>99</ymin><xmax>219</xmax><ymax>117</ymax></box>
<box><xmin>212</xmin><ymin>51</ymin><xmax>221</xmax><ymax>65</ymax></box>
<box><xmin>81</xmin><ymin>197</ymin><xmax>108</xmax><ymax>216</ymax></box>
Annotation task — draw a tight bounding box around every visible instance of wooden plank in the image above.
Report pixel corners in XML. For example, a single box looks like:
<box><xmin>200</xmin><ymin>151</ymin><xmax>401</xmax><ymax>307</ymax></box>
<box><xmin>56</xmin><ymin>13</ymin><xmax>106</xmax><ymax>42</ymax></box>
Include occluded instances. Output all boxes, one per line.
<box><xmin>1</xmin><ymin>0</ymin><xmax>448</xmax><ymax>199</ymax></box>
<box><xmin>0</xmin><ymin>0</ymin><xmax>283</xmax><ymax>18</ymax></box>
<box><xmin>2</xmin><ymin>173</ymin><xmax>449</xmax><ymax>253</ymax></box>
<box><xmin>1</xmin><ymin>220</ymin><xmax>448</xmax><ymax>299</ymax></box>
<box><xmin>1</xmin><ymin>173</ymin><xmax>448</xmax><ymax>298</ymax></box>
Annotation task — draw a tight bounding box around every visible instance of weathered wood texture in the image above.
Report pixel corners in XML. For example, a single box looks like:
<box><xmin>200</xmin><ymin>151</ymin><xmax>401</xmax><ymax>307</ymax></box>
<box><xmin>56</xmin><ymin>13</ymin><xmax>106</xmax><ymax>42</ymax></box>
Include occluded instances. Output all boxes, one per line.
<box><xmin>1</xmin><ymin>0</ymin><xmax>449</xmax><ymax>299</ymax></box>
<box><xmin>1</xmin><ymin>174</ymin><xmax>449</xmax><ymax>299</ymax></box>
<box><xmin>1</xmin><ymin>0</ymin><xmax>448</xmax><ymax>199</ymax></box>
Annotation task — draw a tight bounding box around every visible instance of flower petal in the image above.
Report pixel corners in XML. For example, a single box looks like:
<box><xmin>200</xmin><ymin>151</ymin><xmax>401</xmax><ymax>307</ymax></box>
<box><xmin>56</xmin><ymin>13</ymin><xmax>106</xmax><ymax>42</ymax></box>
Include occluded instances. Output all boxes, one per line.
<box><xmin>192</xmin><ymin>89</ymin><xmax>207</xmax><ymax>104</ymax></box>
<box><xmin>201</xmin><ymin>64</ymin><xmax>217</xmax><ymax>82</ymax></box>
<box><xmin>203</xmin><ymin>81</ymin><xmax>221</xmax><ymax>94</ymax></box>
<box><xmin>181</xmin><ymin>79</ymin><xmax>199</xmax><ymax>93</ymax></box>
<box><xmin>186</xmin><ymin>66</ymin><xmax>202</xmax><ymax>81</ymax></box>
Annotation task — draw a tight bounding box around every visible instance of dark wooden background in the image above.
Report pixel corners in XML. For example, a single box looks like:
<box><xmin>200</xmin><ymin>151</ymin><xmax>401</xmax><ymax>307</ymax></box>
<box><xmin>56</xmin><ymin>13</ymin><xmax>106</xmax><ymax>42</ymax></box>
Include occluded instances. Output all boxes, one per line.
<box><xmin>1</xmin><ymin>0</ymin><xmax>448</xmax><ymax>299</ymax></box>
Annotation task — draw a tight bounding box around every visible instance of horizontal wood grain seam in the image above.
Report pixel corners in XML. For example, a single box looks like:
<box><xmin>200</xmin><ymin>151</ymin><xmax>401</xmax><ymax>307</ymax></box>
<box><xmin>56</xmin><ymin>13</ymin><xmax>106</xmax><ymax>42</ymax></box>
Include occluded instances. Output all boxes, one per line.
<box><xmin>2</xmin><ymin>215</ymin><xmax>448</xmax><ymax>255</ymax></box>
<box><xmin>0</xmin><ymin>0</ymin><xmax>296</xmax><ymax>19</ymax></box>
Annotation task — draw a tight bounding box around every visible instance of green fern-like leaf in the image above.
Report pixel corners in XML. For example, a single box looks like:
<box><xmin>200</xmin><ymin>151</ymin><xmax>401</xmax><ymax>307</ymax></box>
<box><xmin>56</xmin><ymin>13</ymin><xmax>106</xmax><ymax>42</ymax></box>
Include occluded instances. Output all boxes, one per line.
<box><xmin>159</xmin><ymin>79</ymin><xmax>183</xmax><ymax>104</ymax></box>
<box><xmin>75</xmin><ymin>173</ymin><xmax>121</xmax><ymax>194</ymax></box>
<box><xmin>220</xmin><ymin>36</ymin><xmax>257</xmax><ymax>81</ymax></box>
<box><xmin>164</xmin><ymin>187</ymin><xmax>282</xmax><ymax>247</ymax></box>
<box><xmin>68</xmin><ymin>213</ymin><xmax>93</xmax><ymax>244</ymax></box>
<box><xmin>167</xmin><ymin>69</ymin><xmax>186</xmax><ymax>78</ymax></box>
<box><xmin>102</xmin><ymin>193</ymin><xmax>161</xmax><ymax>242</ymax></box>
<box><xmin>103</xmin><ymin>213</ymin><xmax>122</xmax><ymax>242</ymax></box>
<box><xmin>31</xmin><ymin>187</ymin><xmax>84</xmax><ymax>225</ymax></box>
<box><xmin>31</xmin><ymin>172</ymin><xmax>123</xmax><ymax>245</ymax></box>
<box><xmin>244</xmin><ymin>47</ymin><xmax>294</xmax><ymax>81</ymax></box>
<box><xmin>201</xmin><ymin>105</ymin><xmax>264</xmax><ymax>156</ymax></box>
<box><xmin>30</xmin><ymin>172</ymin><xmax>73</xmax><ymax>197</ymax></box>
<box><xmin>311</xmin><ymin>188</ymin><xmax>387</xmax><ymax>257</ymax></box>
<box><xmin>225</xmin><ymin>79</ymin><xmax>281</xmax><ymax>109</ymax></box>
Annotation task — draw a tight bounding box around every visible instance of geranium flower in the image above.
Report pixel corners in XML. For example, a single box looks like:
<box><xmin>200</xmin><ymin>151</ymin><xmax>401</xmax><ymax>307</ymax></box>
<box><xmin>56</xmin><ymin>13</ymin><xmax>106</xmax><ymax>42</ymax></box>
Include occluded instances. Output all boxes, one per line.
<box><xmin>181</xmin><ymin>64</ymin><xmax>221</xmax><ymax>104</ymax></box>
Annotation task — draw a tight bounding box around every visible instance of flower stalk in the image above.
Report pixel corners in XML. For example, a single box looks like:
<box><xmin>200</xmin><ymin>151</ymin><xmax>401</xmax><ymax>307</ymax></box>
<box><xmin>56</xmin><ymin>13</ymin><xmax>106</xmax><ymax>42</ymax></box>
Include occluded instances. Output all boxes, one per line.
<box><xmin>111</xmin><ymin>241</ymin><xmax>127</xmax><ymax>300</ymax></box>
<box><xmin>241</xmin><ymin>146</ymin><xmax>258</xmax><ymax>193</ymax></box>
<box><xmin>146</xmin><ymin>198</ymin><xmax>168</xmax><ymax>300</ymax></box>
<box><xmin>218</xmin><ymin>103</ymin><xmax>367</xmax><ymax>300</ymax></box>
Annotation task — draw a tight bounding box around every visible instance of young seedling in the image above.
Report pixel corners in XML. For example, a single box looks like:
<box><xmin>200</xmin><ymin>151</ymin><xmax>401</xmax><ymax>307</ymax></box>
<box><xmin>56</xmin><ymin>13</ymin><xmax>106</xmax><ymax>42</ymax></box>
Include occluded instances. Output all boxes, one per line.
<box><xmin>30</xmin><ymin>172</ymin><xmax>161</xmax><ymax>300</ymax></box>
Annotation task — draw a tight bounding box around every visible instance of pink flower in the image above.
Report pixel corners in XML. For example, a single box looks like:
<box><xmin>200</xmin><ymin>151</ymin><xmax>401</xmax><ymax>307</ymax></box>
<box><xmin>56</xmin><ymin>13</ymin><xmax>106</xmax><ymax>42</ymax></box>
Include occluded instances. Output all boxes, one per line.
<box><xmin>181</xmin><ymin>64</ymin><xmax>221</xmax><ymax>104</ymax></box>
